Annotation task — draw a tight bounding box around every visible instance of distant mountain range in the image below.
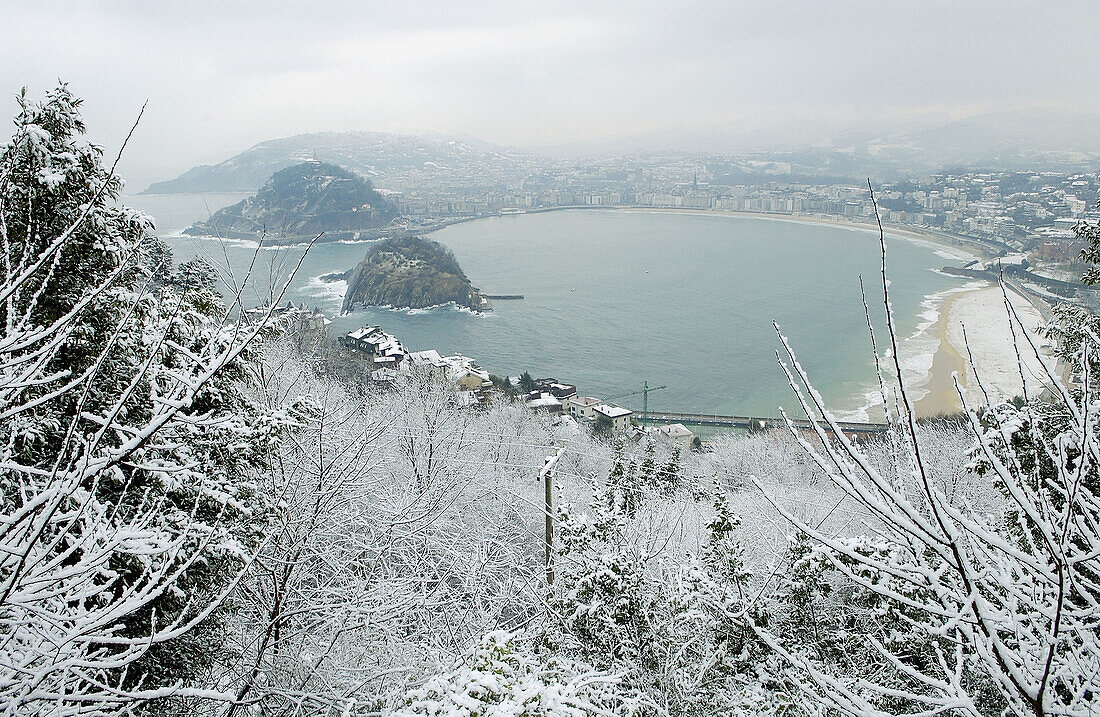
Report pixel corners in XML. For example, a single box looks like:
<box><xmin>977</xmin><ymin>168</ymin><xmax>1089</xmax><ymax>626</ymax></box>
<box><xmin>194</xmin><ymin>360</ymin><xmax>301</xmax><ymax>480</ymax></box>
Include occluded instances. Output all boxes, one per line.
<box><xmin>142</xmin><ymin>130</ymin><xmax>532</xmax><ymax>194</ymax></box>
<box><xmin>802</xmin><ymin>113</ymin><xmax>1100</xmax><ymax>173</ymax></box>
<box><xmin>145</xmin><ymin>111</ymin><xmax>1100</xmax><ymax>195</ymax></box>
<box><xmin>184</xmin><ymin>161</ymin><xmax>398</xmax><ymax>243</ymax></box>
<box><xmin>540</xmin><ymin>110</ymin><xmax>1100</xmax><ymax>160</ymax></box>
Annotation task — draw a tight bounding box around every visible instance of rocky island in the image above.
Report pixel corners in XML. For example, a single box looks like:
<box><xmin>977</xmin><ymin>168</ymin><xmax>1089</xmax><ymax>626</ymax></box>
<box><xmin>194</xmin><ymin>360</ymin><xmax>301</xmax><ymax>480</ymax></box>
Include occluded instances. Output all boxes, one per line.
<box><xmin>339</xmin><ymin>234</ymin><xmax>491</xmax><ymax>313</ymax></box>
<box><xmin>184</xmin><ymin>161</ymin><xmax>398</xmax><ymax>244</ymax></box>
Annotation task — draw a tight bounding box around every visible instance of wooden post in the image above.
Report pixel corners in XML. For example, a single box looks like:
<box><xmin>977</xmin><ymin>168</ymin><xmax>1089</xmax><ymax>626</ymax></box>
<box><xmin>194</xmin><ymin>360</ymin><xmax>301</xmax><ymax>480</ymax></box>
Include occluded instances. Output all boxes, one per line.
<box><xmin>544</xmin><ymin>466</ymin><xmax>554</xmax><ymax>584</ymax></box>
<box><xmin>539</xmin><ymin>448</ymin><xmax>564</xmax><ymax>585</ymax></box>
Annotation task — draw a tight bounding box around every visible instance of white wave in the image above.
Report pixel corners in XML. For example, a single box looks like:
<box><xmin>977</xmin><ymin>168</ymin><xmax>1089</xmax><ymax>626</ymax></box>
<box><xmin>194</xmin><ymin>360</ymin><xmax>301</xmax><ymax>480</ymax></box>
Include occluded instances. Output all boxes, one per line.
<box><xmin>346</xmin><ymin>301</ymin><xmax>487</xmax><ymax>317</ymax></box>
<box><xmin>845</xmin><ymin>281</ymin><xmax>988</xmax><ymax>420</ymax></box>
<box><xmin>402</xmin><ymin>302</ymin><xmax>484</xmax><ymax>316</ymax></box>
<box><xmin>302</xmin><ymin>275</ymin><xmax>348</xmax><ymax>304</ymax></box>
<box><xmin>169</xmin><ymin>234</ymin><xmax>261</xmax><ymax>249</ymax></box>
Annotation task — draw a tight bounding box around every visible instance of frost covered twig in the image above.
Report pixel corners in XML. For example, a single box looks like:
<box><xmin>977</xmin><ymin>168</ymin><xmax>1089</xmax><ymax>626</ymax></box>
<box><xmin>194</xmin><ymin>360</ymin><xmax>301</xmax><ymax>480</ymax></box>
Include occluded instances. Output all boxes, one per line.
<box><xmin>755</xmin><ymin>183</ymin><xmax>1100</xmax><ymax>716</ymax></box>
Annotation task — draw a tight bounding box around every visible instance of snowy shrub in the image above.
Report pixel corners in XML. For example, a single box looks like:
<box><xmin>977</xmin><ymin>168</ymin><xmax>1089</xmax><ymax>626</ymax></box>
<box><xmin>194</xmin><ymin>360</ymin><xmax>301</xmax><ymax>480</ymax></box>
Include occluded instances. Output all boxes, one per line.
<box><xmin>549</xmin><ymin>481</ymin><xmax>666</xmax><ymax>675</ymax></box>
<box><xmin>394</xmin><ymin>632</ymin><xmax>628</xmax><ymax>716</ymax></box>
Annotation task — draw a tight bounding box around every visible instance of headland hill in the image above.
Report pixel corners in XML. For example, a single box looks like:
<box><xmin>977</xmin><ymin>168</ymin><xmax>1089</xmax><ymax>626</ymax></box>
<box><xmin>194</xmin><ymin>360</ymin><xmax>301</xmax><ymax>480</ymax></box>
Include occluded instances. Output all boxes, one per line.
<box><xmin>334</xmin><ymin>234</ymin><xmax>492</xmax><ymax>313</ymax></box>
<box><xmin>180</xmin><ymin>159</ymin><xmax>507</xmax><ymax>313</ymax></box>
<box><xmin>184</xmin><ymin>160</ymin><xmax>399</xmax><ymax>245</ymax></box>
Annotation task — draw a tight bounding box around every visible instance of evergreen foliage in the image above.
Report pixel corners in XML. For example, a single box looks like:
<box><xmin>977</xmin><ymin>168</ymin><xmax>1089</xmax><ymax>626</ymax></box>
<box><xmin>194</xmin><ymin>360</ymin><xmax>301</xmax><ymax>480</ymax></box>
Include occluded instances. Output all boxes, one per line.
<box><xmin>186</xmin><ymin>160</ymin><xmax>398</xmax><ymax>241</ymax></box>
<box><xmin>0</xmin><ymin>84</ymin><xmax>294</xmax><ymax>711</ymax></box>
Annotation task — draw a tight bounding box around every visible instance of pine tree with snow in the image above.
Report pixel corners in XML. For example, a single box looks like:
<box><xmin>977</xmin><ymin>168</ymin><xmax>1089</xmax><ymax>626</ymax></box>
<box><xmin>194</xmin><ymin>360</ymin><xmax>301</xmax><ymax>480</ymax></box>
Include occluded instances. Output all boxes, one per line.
<box><xmin>395</xmin><ymin>632</ymin><xmax>629</xmax><ymax>716</ymax></box>
<box><xmin>550</xmin><ymin>485</ymin><xmax>662</xmax><ymax>677</ymax></box>
<box><xmin>0</xmin><ymin>84</ymin><xmax>294</xmax><ymax>712</ymax></box>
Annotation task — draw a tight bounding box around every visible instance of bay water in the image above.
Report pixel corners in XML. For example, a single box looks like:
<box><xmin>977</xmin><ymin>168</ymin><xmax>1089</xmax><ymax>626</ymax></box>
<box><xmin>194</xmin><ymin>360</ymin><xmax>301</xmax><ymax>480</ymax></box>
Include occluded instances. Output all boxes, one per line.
<box><xmin>127</xmin><ymin>194</ymin><xmax>970</xmax><ymax>419</ymax></box>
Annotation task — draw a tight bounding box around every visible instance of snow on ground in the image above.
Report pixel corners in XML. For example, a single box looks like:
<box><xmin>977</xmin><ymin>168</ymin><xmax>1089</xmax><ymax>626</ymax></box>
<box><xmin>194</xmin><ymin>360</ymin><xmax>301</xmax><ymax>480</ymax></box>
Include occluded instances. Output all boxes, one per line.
<box><xmin>945</xmin><ymin>285</ymin><xmax>1053</xmax><ymax>405</ymax></box>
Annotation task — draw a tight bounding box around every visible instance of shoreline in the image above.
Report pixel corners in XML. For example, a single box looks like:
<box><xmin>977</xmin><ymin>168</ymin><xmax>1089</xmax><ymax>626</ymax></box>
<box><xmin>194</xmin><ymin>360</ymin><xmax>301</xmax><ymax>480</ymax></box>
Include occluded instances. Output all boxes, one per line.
<box><xmin>320</xmin><ymin>207</ymin><xmax>1056</xmax><ymax>419</ymax></box>
<box><xmin>911</xmin><ymin>281</ymin><xmax>1053</xmax><ymax>417</ymax></box>
<box><xmin>434</xmin><ymin>206</ymin><xmax>1033</xmax><ymax>421</ymax></box>
<box><xmin>433</xmin><ymin>204</ymin><xmax>990</xmax><ymax>263</ymax></box>
<box><xmin>161</xmin><ymin>200</ymin><xmax>990</xmax><ymax>265</ymax></box>
<box><xmin>166</xmin><ymin>198</ymin><xmax>1057</xmax><ymax>420</ymax></box>
<box><xmin>913</xmin><ymin>288</ymin><xmax>973</xmax><ymax>417</ymax></box>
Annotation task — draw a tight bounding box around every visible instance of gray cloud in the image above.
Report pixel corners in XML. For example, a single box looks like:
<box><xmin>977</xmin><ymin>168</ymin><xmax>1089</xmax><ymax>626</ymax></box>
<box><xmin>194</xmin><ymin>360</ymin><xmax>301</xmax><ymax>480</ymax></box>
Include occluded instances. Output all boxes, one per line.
<box><xmin>1</xmin><ymin>0</ymin><xmax>1095</xmax><ymax>189</ymax></box>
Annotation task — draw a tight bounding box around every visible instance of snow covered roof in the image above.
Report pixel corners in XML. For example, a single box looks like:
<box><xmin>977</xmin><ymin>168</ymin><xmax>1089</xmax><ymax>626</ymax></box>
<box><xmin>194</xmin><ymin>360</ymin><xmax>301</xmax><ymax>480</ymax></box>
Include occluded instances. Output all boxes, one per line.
<box><xmin>658</xmin><ymin>423</ymin><xmax>693</xmax><ymax>439</ymax></box>
<box><xmin>451</xmin><ymin>366</ymin><xmax>490</xmax><ymax>381</ymax></box>
<box><xmin>442</xmin><ymin>354</ymin><xmax>478</xmax><ymax>371</ymax></box>
<box><xmin>408</xmin><ymin>349</ymin><xmax>445</xmax><ymax>366</ymax></box>
<box><xmin>346</xmin><ymin>325</ymin><xmax>382</xmax><ymax>341</ymax></box>
<box><xmin>593</xmin><ymin>404</ymin><xmax>632</xmax><ymax>419</ymax></box>
<box><xmin>526</xmin><ymin>394</ymin><xmax>562</xmax><ymax>409</ymax></box>
<box><xmin>346</xmin><ymin>325</ymin><xmax>406</xmax><ymax>358</ymax></box>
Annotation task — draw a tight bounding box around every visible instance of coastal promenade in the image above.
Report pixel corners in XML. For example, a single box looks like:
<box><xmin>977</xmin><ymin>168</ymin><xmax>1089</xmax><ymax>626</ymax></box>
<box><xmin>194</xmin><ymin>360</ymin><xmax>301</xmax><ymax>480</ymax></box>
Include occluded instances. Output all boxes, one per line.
<box><xmin>640</xmin><ymin>410</ymin><xmax>888</xmax><ymax>435</ymax></box>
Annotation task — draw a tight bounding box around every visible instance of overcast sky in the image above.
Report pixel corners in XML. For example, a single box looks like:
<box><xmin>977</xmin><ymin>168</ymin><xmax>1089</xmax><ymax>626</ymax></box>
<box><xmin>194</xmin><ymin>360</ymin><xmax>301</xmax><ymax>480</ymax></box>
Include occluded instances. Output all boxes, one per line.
<box><xmin>3</xmin><ymin>0</ymin><xmax>1098</xmax><ymax>189</ymax></box>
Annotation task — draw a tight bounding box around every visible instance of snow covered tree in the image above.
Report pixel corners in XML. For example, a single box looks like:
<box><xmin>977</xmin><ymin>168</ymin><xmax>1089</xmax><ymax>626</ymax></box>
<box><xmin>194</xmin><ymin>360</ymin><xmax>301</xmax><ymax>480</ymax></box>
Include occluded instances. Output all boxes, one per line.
<box><xmin>550</xmin><ymin>484</ymin><xmax>663</xmax><ymax>675</ymax></box>
<box><xmin>395</xmin><ymin>632</ymin><xmax>629</xmax><ymax>716</ymax></box>
<box><xmin>0</xmin><ymin>84</ymin><xmax>294</xmax><ymax>714</ymax></box>
<box><xmin>755</xmin><ymin>187</ymin><xmax>1100</xmax><ymax>716</ymax></box>
<box><xmin>663</xmin><ymin>493</ymin><xmax>792</xmax><ymax>716</ymax></box>
<box><xmin>606</xmin><ymin>442</ymin><xmax>645</xmax><ymax>518</ymax></box>
<box><xmin>654</xmin><ymin>447</ymin><xmax>682</xmax><ymax>495</ymax></box>
<box><xmin>179</xmin><ymin>342</ymin><xmax>584</xmax><ymax>713</ymax></box>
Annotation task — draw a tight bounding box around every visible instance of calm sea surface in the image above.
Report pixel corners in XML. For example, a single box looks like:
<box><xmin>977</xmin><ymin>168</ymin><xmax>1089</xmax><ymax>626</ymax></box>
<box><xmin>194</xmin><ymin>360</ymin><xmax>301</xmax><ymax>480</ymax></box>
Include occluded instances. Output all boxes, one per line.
<box><xmin>127</xmin><ymin>194</ymin><xmax>969</xmax><ymax>418</ymax></box>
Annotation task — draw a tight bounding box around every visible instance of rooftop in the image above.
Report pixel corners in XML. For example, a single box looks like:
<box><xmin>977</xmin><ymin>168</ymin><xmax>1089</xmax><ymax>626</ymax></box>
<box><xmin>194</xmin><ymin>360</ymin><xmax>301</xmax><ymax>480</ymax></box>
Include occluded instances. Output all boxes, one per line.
<box><xmin>659</xmin><ymin>423</ymin><xmax>694</xmax><ymax>438</ymax></box>
<box><xmin>593</xmin><ymin>403</ymin><xmax>633</xmax><ymax>418</ymax></box>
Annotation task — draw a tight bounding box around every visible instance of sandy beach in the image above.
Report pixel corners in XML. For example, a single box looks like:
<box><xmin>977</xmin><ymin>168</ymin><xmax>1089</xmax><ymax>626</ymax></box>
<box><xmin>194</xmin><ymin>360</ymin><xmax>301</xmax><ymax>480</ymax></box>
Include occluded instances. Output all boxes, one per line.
<box><xmin>914</xmin><ymin>282</ymin><xmax>1054</xmax><ymax>416</ymax></box>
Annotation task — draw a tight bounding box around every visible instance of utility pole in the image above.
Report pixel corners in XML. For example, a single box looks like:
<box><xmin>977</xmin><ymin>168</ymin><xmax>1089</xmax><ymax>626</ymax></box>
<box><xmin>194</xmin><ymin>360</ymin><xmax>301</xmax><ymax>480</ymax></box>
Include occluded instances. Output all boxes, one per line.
<box><xmin>538</xmin><ymin>448</ymin><xmax>564</xmax><ymax>585</ymax></box>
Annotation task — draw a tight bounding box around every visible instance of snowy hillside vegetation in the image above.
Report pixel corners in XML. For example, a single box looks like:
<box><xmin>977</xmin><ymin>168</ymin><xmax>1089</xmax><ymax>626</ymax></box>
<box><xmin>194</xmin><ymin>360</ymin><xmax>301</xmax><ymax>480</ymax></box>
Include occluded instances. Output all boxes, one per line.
<box><xmin>5</xmin><ymin>85</ymin><xmax>1100</xmax><ymax>717</ymax></box>
<box><xmin>340</xmin><ymin>234</ymin><xmax>490</xmax><ymax>313</ymax></box>
<box><xmin>185</xmin><ymin>161</ymin><xmax>399</xmax><ymax>243</ymax></box>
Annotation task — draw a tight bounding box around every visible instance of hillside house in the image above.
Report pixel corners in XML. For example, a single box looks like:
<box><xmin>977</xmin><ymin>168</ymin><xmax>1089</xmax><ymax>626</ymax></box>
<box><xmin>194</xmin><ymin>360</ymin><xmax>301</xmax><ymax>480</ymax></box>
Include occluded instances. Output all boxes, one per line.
<box><xmin>453</xmin><ymin>366</ymin><xmax>492</xmax><ymax>391</ymax></box>
<box><xmin>342</xmin><ymin>326</ymin><xmax>407</xmax><ymax>369</ymax></box>
<box><xmin>565</xmin><ymin>396</ymin><xmax>602</xmax><ymax>421</ymax></box>
<box><xmin>525</xmin><ymin>392</ymin><xmax>563</xmax><ymax>413</ymax></box>
<box><xmin>656</xmin><ymin>423</ymin><xmax>695</xmax><ymax>449</ymax></box>
<box><xmin>593</xmin><ymin>403</ymin><xmax>634</xmax><ymax>432</ymax></box>
<box><xmin>535</xmin><ymin>378</ymin><xmax>577</xmax><ymax>402</ymax></box>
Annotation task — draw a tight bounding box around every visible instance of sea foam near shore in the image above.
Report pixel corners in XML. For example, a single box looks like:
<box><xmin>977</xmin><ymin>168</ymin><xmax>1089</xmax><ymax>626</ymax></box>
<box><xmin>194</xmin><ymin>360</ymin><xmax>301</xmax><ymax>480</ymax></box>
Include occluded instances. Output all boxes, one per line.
<box><xmin>303</xmin><ymin>274</ymin><xmax>348</xmax><ymax>311</ymax></box>
<box><xmin>839</xmin><ymin>280</ymin><xmax>1054</xmax><ymax>421</ymax></box>
<box><xmin>837</xmin><ymin>281</ymin><xmax>987</xmax><ymax>421</ymax></box>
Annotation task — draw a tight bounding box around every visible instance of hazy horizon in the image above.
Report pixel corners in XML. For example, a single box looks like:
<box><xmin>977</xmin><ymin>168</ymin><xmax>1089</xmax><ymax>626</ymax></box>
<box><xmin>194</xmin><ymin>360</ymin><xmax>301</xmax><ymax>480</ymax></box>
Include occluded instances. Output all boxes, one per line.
<box><xmin>4</xmin><ymin>1</ymin><xmax>1100</xmax><ymax>189</ymax></box>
